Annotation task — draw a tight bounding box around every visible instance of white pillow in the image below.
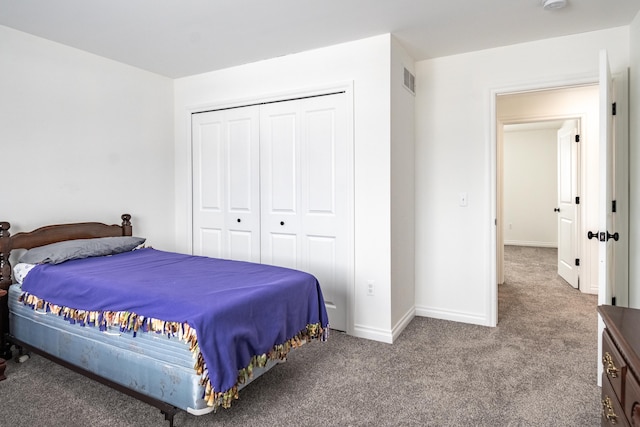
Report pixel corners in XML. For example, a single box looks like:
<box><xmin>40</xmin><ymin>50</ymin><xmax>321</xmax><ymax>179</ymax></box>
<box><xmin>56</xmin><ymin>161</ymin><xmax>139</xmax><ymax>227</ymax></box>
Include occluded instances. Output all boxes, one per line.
<box><xmin>13</xmin><ymin>263</ymin><xmax>36</xmax><ymax>284</ymax></box>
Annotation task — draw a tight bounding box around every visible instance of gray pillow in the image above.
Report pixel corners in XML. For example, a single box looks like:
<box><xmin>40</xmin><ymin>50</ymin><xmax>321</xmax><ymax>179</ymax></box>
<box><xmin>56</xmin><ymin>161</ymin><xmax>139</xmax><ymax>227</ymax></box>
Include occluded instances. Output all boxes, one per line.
<box><xmin>18</xmin><ymin>236</ymin><xmax>146</xmax><ymax>265</ymax></box>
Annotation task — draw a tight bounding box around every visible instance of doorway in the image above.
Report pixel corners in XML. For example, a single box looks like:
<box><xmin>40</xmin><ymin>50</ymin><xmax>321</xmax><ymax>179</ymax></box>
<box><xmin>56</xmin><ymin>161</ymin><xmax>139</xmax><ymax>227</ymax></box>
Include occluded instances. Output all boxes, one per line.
<box><xmin>503</xmin><ymin>120</ymin><xmax>580</xmax><ymax>288</ymax></box>
<box><xmin>496</xmin><ymin>84</ymin><xmax>600</xmax><ymax>298</ymax></box>
<box><xmin>502</xmin><ymin>119</ymin><xmax>580</xmax><ymax>288</ymax></box>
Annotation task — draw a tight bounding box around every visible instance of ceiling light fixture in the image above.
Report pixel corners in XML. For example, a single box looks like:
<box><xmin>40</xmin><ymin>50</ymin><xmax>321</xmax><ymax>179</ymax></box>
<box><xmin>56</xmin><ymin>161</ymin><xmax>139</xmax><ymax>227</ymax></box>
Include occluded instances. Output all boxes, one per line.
<box><xmin>542</xmin><ymin>0</ymin><xmax>568</xmax><ymax>10</ymax></box>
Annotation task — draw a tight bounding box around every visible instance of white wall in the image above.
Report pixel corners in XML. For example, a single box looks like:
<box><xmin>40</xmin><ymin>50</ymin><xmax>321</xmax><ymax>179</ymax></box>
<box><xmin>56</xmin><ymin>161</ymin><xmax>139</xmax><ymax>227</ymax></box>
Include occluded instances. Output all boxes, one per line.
<box><xmin>174</xmin><ymin>35</ymin><xmax>402</xmax><ymax>342</ymax></box>
<box><xmin>630</xmin><ymin>11</ymin><xmax>640</xmax><ymax>308</ymax></box>
<box><xmin>503</xmin><ymin>126</ymin><xmax>558</xmax><ymax>247</ymax></box>
<box><xmin>414</xmin><ymin>27</ymin><xmax>629</xmax><ymax>326</ymax></box>
<box><xmin>0</xmin><ymin>26</ymin><xmax>175</xmax><ymax>250</ymax></box>
<box><xmin>390</xmin><ymin>37</ymin><xmax>416</xmax><ymax>336</ymax></box>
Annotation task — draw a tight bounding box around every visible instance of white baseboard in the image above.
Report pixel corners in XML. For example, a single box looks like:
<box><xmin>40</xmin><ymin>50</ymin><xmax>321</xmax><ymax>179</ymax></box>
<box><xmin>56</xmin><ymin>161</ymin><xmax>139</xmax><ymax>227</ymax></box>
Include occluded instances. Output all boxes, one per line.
<box><xmin>415</xmin><ymin>305</ymin><xmax>491</xmax><ymax>327</ymax></box>
<box><xmin>391</xmin><ymin>307</ymin><xmax>415</xmax><ymax>342</ymax></box>
<box><xmin>351</xmin><ymin>324</ymin><xmax>394</xmax><ymax>344</ymax></box>
<box><xmin>585</xmin><ymin>283</ymin><xmax>598</xmax><ymax>295</ymax></box>
<box><xmin>503</xmin><ymin>240</ymin><xmax>557</xmax><ymax>248</ymax></box>
<box><xmin>350</xmin><ymin>308</ymin><xmax>415</xmax><ymax>344</ymax></box>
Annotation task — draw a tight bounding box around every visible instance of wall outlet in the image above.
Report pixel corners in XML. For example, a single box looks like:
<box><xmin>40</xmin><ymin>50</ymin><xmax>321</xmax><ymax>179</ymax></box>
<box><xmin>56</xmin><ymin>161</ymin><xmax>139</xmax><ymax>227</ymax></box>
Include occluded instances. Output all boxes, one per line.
<box><xmin>366</xmin><ymin>280</ymin><xmax>374</xmax><ymax>296</ymax></box>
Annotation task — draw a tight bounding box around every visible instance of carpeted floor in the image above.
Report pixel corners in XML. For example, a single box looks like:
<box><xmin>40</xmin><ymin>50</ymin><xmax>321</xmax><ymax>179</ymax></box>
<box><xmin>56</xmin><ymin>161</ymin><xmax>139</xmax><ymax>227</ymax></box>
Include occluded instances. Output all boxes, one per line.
<box><xmin>0</xmin><ymin>246</ymin><xmax>600</xmax><ymax>426</ymax></box>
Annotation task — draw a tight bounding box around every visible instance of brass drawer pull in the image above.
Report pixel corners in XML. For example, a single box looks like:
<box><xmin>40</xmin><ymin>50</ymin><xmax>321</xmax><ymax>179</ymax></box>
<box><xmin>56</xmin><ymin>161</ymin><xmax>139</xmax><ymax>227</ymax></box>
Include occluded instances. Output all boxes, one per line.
<box><xmin>603</xmin><ymin>352</ymin><xmax>619</xmax><ymax>378</ymax></box>
<box><xmin>601</xmin><ymin>396</ymin><xmax>619</xmax><ymax>424</ymax></box>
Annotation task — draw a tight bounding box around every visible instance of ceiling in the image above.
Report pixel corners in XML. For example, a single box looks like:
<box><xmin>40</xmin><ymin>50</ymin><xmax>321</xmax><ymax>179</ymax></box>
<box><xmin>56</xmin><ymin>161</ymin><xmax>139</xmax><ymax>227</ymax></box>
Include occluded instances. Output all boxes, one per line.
<box><xmin>1</xmin><ymin>0</ymin><xmax>639</xmax><ymax>79</ymax></box>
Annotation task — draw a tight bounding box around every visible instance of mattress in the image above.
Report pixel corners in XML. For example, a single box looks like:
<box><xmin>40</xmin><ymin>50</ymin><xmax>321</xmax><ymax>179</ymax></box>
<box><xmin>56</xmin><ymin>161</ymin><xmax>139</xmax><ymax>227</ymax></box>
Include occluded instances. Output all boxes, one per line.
<box><xmin>8</xmin><ymin>283</ymin><xmax>278</xmax><ymax>414</ymax></box>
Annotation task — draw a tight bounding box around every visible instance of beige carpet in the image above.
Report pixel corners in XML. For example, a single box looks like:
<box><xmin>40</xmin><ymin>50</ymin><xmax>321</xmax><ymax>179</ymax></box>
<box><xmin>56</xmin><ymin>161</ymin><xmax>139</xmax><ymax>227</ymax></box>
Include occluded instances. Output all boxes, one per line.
<box><xmin>0</xmin><ymin>246</ymin><xmax>600</xmax><ymax>426</ymax></box>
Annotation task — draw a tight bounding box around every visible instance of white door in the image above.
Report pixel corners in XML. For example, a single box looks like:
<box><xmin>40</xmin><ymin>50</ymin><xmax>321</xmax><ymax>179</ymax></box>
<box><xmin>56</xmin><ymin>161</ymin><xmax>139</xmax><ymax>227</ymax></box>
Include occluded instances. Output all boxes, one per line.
<box><xmin>260</xmin><ymin>94</ymin><xmax>349</xmax><ymax>331</ymax></box>
<box><xmin>192</xmin><ymin>106</ymin><xmax>261</xmax><ymax>262</ymax></box>
<box><xmin>259</xmin><ymin>101</ymin><xmax>300</xmax><ymax>268</ymax></box>
<box><xmin>556</xmin><ymin>123</ymin><xmax>579</xmax><ymax>288</ymax></box>
<box><xmin>597</xmin><ymin>49</ymin><xmax>615</xmax><ymax>306</ymax></box>
<box><xmin>597</xmin><ymin>49</ymin><xmax>616</xmax><ymax>386</ymax></box>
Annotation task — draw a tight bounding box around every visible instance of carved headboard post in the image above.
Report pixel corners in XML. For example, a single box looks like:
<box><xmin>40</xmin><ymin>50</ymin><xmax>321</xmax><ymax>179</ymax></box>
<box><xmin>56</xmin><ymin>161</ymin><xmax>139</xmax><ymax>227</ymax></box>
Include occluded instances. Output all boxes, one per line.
<box><xmin>0</xmin><ymin>222</ymin><xmax>12</xmax><ymax>291</ymax></box>
<box><xmin>0</xmin><ymin>221</ymin><xmax>11</xmax><ymax>359</ymax></box>
<box><xmin>121</xmin><ymin>214</ymin><xmax>132</xmax><ymax>237</ymax></box>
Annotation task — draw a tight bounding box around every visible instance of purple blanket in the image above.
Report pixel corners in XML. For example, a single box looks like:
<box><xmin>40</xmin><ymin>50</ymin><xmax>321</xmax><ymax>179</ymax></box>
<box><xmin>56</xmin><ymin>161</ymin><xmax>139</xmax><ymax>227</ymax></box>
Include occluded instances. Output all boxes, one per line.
<box><xmin>21</xmin><ymin>248</ymin><xmax>329</xmax><ymax>396</ymax></box>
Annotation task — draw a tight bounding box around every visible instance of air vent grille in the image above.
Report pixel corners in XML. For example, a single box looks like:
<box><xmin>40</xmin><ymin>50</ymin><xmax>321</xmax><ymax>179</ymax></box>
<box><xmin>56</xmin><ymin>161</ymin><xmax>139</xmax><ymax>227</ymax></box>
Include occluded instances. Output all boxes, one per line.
<box><xmin>403</xmin><ymin>67</ymin><xmax>415</xmax><ymax>95</ymax></box>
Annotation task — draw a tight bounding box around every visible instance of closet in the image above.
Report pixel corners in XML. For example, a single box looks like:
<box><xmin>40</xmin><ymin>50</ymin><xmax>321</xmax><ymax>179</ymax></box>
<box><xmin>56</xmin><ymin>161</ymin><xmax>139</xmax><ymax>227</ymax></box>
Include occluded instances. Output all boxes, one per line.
<box><xmin>191</xmin><ymin>92</ymin><xmax>351</xmax><ymax>331</ymax></box>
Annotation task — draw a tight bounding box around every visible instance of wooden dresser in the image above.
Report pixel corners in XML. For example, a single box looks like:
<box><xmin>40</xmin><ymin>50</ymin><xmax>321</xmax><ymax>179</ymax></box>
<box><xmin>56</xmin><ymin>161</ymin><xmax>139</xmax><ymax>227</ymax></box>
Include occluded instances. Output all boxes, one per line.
<box><xmin>598</xmin><ymin>305</ymin><xmax>640</xmax><ymax>426</ymax></box>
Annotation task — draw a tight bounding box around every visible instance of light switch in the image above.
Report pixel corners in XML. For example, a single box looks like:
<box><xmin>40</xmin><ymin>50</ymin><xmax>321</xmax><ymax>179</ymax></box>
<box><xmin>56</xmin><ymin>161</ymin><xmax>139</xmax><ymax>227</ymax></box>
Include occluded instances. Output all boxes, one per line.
<box><xmin>459</xmin><ymin>192</ymin><xmax>468</xmax><ymax>207</ymax></box>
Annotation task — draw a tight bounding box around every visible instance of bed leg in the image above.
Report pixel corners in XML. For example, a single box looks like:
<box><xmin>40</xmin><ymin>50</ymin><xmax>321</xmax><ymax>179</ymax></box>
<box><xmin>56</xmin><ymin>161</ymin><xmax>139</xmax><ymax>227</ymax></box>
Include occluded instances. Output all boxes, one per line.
<box><xmin>0</xmin><ymin>357</ymin><xmax>6</xmax><ymax>381</ymax></box>
<box><xmin>162</xmin><ymin>409</ymin><xmax>175</xmax><ymax>427</ymax></box>
<box><xmin>0</xmin><ymin>343</ymin><xmax>10</xmax><ymax>361</ymax></box>
<box><xmin>14</xmin><ymin>345</ymin><xmax>30</xmax><ymax>363</ymax></box>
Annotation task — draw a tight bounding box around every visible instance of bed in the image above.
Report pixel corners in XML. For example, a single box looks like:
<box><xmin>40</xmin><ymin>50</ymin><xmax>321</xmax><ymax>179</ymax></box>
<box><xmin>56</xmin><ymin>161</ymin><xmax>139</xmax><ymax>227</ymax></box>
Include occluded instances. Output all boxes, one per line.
<box><xmin>0</xmin><ymin>214</ymin><xmax>329</xmax><ymax>426</ymax></box>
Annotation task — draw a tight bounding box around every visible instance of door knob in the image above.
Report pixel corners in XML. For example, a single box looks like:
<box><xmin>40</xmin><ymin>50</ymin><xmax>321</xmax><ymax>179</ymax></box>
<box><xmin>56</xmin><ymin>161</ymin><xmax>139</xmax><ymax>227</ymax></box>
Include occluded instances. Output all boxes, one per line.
<box><xmin>280</xmin><ymin>221</ymin><xmax>285</xmax><ymax>226</ymax></box>
<box><xmin>587</xmin><ymin>231</ymin><xmax>619</xmax><ymax>242</ymax></box>
<box><xmin>554</xmin><ymin>208</ymin><xmax>560</xmax><ymax>212</ymax></box>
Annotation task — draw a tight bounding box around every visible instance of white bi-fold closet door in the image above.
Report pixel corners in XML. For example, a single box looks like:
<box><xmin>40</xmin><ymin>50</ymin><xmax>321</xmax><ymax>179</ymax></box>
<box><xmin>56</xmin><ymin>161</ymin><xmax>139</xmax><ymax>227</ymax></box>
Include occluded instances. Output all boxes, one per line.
<box><xmin>191</xmin><ymin>92</ymin><xmax>350</xmax><ymax>331</ymax></box>
<box><xmin>192</xmin><ymin>105</ymin><xmax>261</xmax><ymax>262</ymax></box>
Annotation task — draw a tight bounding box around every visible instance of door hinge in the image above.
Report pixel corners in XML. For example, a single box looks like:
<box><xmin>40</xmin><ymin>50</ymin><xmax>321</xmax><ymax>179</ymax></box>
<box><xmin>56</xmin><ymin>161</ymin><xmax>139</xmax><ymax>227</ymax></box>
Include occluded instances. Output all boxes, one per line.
<box><xmin>575</xmin><ymin>258</ymin><xmax>580</xmax><ymax>266</ymax></box>
<box><xmin>575</xmin><ymin>134</ymin><xmax>580</xmax><ymax>143</ymax></box>
<box><xmin>612</xmin><ymin>297</ymin><xmax>617</xmax><ymax>306</ymax></box>
<box><xmin>612</xmin><ymin>200</ymin><xmax>617</xmax><ymax>213</ymax></box>
<box><xmin>575</xmin><ymin>196</ymin><xmax>580</xmax><ymax>205</ymax></box>
<box><xmin>612</xmin><ymin>102</ymin><xmax>617</xmax><ymax>116</ymax></box>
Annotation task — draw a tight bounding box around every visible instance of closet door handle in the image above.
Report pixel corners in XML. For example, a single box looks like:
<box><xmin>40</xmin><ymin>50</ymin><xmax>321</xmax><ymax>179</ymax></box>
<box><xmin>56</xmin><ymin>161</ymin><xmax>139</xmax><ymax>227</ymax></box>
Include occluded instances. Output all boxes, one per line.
<box><xmin>237</xmin><ymin>218</ymin><xmax>241</xmax><ymax>223</ymax></box>
<box><xmin>280</xmin><ymin>221</ymin><xmax>285</xmax><ymax>226</ymax></box>
<box><xmin>554</xmin><ymin>208</ymin><xmax>560</xmax><ymax>212</ymax></box>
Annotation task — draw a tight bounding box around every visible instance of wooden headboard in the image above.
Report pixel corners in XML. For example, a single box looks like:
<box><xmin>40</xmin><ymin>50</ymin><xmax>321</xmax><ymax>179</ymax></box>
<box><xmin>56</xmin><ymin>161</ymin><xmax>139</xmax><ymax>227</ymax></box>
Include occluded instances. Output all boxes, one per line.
<box><xmin>0</xmin><ymin>214</ymin><xmax>132</xmax><ymax>291</ymax></box>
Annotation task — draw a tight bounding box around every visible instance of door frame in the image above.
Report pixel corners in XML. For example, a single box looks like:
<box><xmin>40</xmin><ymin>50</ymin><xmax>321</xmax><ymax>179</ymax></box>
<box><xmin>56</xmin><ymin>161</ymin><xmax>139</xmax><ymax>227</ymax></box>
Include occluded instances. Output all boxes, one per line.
<box><xmin>490</xmin><ymin>75</ymin><xmax>598</xmax><ymax>327</ymax></box>
<box><xmin>491</xmin><ymin>73</ymin><xmax>629</xmax><ymax>324</ymax></box>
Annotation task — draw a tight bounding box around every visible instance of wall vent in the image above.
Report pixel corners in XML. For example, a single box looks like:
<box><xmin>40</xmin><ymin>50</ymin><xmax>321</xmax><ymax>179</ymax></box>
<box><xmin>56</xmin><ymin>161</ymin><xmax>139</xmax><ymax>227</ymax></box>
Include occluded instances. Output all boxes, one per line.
<box><xmin>403</xmin><ymin>67</ymin><xmax>415</xmax><ymax>95</ymax></box>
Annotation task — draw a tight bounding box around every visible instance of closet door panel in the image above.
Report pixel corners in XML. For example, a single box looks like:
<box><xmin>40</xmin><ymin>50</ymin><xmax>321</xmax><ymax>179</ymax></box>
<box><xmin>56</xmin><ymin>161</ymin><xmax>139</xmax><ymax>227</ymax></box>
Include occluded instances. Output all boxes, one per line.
<box><xmin>199</xmin><ymin>229</ymin><xmax>222</xmax><ymax>258</ymax></box>
<box><xmin>225</xmin><ymin>109</ymin><xmax>261</xmax><ymax>262</ymax></box>
<box><xmin>192</xmin><ymin>106</ymin><xmax>260</xmax><ymax>262</ymax></box>
<box><xmin>260</xmin><ymin>102</ymin><xmax>302</xmax><ymax>267</ymax></box>
<box><xmin>228</xmin><ymin>230</ymin><xmax>254</xmax><ymax>262</ymax></box>
<box><xmin>306</xmin><ymin>108</ymin><xmax>336</xmax><ymax>213</ymax></box>
<box><xmin>261</xmin><ymin>93</ymin><xmax>349</xmax><ymax>331</ymax></box>
<box><xmin>192</xmin><ymin>114</ymin><xmax>225</xmax><ymax>258</ymax></box>
<box><xmin>268</xmin><ymin>233</ymin><xmax>298</xmax><ymax>270</ymax></box>
<box><xmin>227</xmin><ymin>118</ymin><xmax>254</xmax><ymax>212</ymax></box>
<box><xmin>300</xmin><ymin>94</ymin><xmax>349</xmax><ymax>331</ymax></box>
<box><xmin>306</xmin><ymin>235</ymin><xmax>338</xmax><ymax>313</ymax></box>
<box><xmin>266</xmin><ymin>112</ymin><xmax>298</xmax><ymax>213</ymax></box>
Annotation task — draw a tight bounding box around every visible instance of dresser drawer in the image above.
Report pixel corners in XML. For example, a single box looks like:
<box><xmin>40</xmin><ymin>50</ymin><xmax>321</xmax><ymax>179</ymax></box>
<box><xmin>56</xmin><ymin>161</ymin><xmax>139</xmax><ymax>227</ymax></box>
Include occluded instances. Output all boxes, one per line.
<box><xmin>603</xmin><ymin>374</ymin><xmax>629</xmax><ymax>426</ymax></box>
<box><xmin>625</xmin><ymin>371</ymin><xmax>640</xmax><ymax>426</ymax></box>
<box><xmin>603</xmin><ymin>330</ymin><xmax>627</xmax><ymax>402</ymax></box>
